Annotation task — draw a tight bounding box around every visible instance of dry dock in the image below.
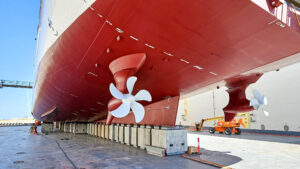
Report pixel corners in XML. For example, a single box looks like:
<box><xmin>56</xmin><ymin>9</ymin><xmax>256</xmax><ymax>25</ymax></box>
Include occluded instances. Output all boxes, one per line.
<box><xmin>0</xmin><ymin>126</ymin><xmax>212</xmax><ymax>169</ymax></box>
<box><xmin>189</xmin><ymin>131</ymin><xmax>300</xmax><ymax>169</ymax></box>
<box><xmin>1</xmin><ymin>126</ymin><xmax>300</xmax><ymax>169</ymax></box>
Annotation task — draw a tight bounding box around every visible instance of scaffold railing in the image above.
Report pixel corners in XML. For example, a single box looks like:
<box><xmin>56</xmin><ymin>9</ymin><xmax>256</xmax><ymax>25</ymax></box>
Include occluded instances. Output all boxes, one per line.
<box><xmin>0</xmin><ymin>80</ymin><xmax>33</xmax><ymax>89</ymax></box>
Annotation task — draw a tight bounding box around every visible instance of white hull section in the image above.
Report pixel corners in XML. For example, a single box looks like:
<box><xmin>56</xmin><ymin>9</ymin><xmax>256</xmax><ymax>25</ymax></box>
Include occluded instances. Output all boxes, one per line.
<box><xmin>35</xmin><ymin>0</ymin><xmax>95</xmax><ymax>66</ymax></box>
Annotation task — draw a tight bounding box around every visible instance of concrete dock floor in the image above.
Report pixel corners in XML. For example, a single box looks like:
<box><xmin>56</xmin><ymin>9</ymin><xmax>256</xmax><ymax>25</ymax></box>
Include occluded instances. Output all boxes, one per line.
<box><xmin>1</xmin><ymin>126</ymin><xmax>300</xmax><ymax>169</ymax></box>
<box><xmin>188</xmin><ymin>131</ymin><xmax>300</xmax><ymax>169</ymax></box>
<box><xmin>0</xmin><ymin>126</ymin><xmax>213</xmax><ymax>169</ymax></box>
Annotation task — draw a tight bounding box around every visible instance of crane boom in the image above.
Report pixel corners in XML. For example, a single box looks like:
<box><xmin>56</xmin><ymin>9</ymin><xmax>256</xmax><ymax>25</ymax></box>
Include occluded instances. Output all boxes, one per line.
<box><xmin>198</xmin><ymin>112</ymin><xmax>249</xmax><ymax>131</ymax></box>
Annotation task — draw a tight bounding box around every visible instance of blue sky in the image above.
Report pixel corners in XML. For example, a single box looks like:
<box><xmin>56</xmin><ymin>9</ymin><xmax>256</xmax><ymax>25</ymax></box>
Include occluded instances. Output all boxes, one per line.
<box><xmin>0</xmin><ymin>1</ymin><xmax>40</xmax><ymax>119</ymax></box>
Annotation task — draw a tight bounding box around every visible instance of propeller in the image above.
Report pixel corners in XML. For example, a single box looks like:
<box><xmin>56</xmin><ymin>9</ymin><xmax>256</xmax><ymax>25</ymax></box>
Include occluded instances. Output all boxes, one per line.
<box><xmin>249</xmin><ymin>89</ymin><xmax>269</xmax><ymax>116</ymax></box>
<box><xmin>109</xmin><ymin>76</ymin><xmax>152</xmax><ymax>123</ymax></box>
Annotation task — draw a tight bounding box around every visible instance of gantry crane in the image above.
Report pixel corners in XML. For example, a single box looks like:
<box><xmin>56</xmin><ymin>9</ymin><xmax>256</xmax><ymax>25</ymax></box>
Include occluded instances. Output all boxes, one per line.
<box><xmin>0</xmin><ymin>79</ymin><xmax>34</xmax><ymax>123</ymax></box>
<box><xmin>0</xmin><ymin>80</ymin><xmax>33</xmax><ymax>89</ymax></box>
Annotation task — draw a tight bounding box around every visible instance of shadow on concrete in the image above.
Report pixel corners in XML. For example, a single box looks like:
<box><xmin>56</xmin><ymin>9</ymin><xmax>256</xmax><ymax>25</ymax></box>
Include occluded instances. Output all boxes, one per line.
<box><xmin>188</xmin><ymin>148</ymin><xmax>242</xmax><ymax>167</ymax></box>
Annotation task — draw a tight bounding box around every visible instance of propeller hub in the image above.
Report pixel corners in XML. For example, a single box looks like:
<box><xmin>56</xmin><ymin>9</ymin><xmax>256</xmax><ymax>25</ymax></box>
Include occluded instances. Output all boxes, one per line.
<box><xmin>122</xmin><ymin>94</ymin><xmax>135</xmax><ymax>104</ymax></box>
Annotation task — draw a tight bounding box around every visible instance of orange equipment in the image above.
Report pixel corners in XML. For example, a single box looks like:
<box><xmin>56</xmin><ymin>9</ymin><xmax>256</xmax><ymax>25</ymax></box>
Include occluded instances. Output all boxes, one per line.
<box><xmin>196</xmin><ymin>112</ymin><xmax>250</xmax><ymax>135</ymax></box>
<box><xmin>208</xmin><ymin>120</ymin><xmax>241</xmax><ymax>135</ymax></box>
<box><xmin>32</xmin><ymin>120</ymin><xmax>40</xmax><ymax>134</ymax></box>
<box><xmin>34</xmin><ymin>120</ymin><xmax>41</xmax><ymax>126</ymax></box>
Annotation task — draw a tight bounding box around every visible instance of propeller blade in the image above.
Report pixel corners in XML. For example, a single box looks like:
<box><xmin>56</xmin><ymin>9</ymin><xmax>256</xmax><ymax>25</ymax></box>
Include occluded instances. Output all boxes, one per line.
<box><xmin>253</xmin><ymin>89</ymin><xmax>266</xmax><ymax>104</ymax></box>
<box><xmin>126</xmin><ymin>76</ymin><xmax>137</xmax><ymax>94</ymax></box>
<box><xmin>263</xmin><ymin>96</ymin><xmax>268</xmax><ymax>105</ymax></box>
<box><xmin>131</xmin><ymin>101</ymin><xmax>145</xmax><ymax>123</ymax></box>
<box><xmin>263</xmin><ymin>110</ymin><xmax>269</xmax><ymax>117</ymax></box>
<box><xmin>111</xmin><ymin>102</ymin><xmax>131</xmax><ymax>118</ymax></box>
<box><xmin>109</xmin><ymin>83</ymin><xmax>124</xmax><ymax>99</ymax></box>
<box><xmin>250</xmin><ymin>98</ymin><xmax>260</xmax><ymax>110</ymax></box>
<box><xmin>134</xmin><ymin>90</ymin><xmax>152</xmax><ymax>102</ymax></box>
<box><xmin>253</xmin><ymin>89</ymin><xmax>262</xmax><ymax>99</ymax></box>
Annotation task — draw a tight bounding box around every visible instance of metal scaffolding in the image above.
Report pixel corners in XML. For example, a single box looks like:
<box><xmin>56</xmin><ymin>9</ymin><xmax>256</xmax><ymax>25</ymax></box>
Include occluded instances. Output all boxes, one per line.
<box><xmin>0</xmin><ymin>80</ymin><xmax>33</xmax><ymax>89</ymax></box>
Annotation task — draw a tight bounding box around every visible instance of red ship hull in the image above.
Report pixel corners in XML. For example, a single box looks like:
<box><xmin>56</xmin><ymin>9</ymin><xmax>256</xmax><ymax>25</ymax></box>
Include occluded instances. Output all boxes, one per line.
<box><xmin>33</xmin><ymin>0</ymin><xmax>300</xmax><ymax>124</ymax></box>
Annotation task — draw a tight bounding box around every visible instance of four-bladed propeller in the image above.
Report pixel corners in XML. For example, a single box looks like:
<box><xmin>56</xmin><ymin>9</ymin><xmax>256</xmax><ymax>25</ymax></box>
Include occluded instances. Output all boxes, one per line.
<box><xmin>109</xmin><ymin>76</ymin><xmax>152</xmax><ymax>123</ymax></box>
